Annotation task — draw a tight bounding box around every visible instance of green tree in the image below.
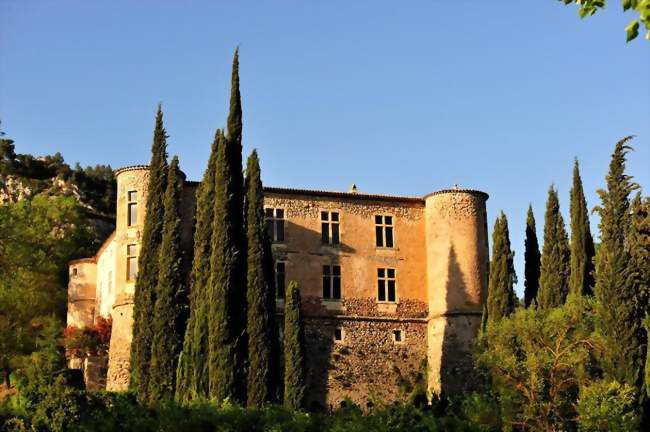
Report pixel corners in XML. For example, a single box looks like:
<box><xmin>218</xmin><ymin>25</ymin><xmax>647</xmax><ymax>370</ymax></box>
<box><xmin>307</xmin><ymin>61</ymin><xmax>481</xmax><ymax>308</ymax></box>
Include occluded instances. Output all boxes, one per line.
<box><xmin>477</xmin><ymin>296</ymin><xmax>604</xmax><ymax>431</ymax></box>
<box><xmin>524</xmin><ymin>205</ymin><xmax>541</xmax><ymax>307</ymax></box>
<box><xmin>148</xmin><ymin>156</ymin><xmax>187</xmax><ymax>402</ymax></box>
<box><xmin>569</xmin><ymin>159</ymin><xmax>596</xmax><ymax>297</ymax></box>
<box><xmin>593</xmin><ymin>136</ymin><xmax>644</xmax><ymax>392</ymax></box>
<box><xmin>576</xmin><ymin>380</ymin><xmax>639</xmax><ymax>431</ymax></box>
<box><xmin>283</xmin><ymin>281</ymin><xmax>306</xmax><ymax>410</ymax></box>
<box><xmin>0</xmin><ymin>195</ymin><xmax>94</xmax><ymax>388</ymax></box>
<box><xmin>557</xmin><ymin>0</ymin><xmax>650</xmax><ymax>42</ymax></box>
<box><xmin>245</xmin><ymin>150</ymin><xmax>278</xmax><ymax>406</ymax></box>
<box><xmin>207</xmin><ymin>50</ymin><xmax>247</xmax><ymax>403</ymax></box>
<box><xmin>130</xmin><ymin>105</ymin><xmax>168</xmax><ymax>400</ymax></box>
<box><xmin>538</xmin><ymin>185</ymin><xmax>570</xmax><ymax>309</ymax></box>
<box><xmin>176</xmin><ymin>129</ymin><xmax>221</xmax><ymax>403</ymax></box>
<box><xmin>486</xmin><ymin>212</ymin><xmax>518</xmax><ymax>322</ymax></box>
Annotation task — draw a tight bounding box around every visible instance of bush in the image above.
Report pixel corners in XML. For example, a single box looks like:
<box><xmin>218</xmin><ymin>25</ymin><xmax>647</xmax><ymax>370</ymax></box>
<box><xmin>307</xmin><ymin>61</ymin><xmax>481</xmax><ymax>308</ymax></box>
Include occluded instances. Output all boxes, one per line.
<box><xmin>576</xmin><ymin>380</ymin><xmax>639</xmax><ymax>432</ymax></box>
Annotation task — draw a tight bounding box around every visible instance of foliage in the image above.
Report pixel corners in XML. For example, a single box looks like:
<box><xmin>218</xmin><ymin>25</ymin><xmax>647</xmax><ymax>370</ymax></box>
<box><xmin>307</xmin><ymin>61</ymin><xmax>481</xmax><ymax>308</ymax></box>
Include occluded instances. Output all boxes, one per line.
<box><xmin>538</xmin><ymin>185</ymin><xmax>570</xmax><ymax>309</ymax></box>
<box><xmin>0</xmin><ymin>194</ymin><xmax>95</xmax><ymax>387</ymax></box>
<box><xmin>524</xmin><ymin>205</ymin><xmax>541</xmax><ymax>307</ymax></box>
<box><xmin>0</xmin><ymin>137</ymin><xmax>116</xmax><ymax>216</ymax></box>
<box><xmin>176</xmin><ymin>129</ymin><xmax>221</xmax><ymax>403</ymax></box>
<box><xmin>207</xmin><ymin>49</ymin><xmax>247</xmax><ymax>403</ymax></box>
<box><xmin>476</xmin><ymin>295</ymin><xmax>601</xmax><ymax>431</ymax></box>
<box><xmin>576</xmin><ymin>379</ymin><xmax>639</xmax><ymax>431</ymax></box>
<box><xmin>593</xmin><ymin>136</ymin><xmax>645</xmax><ymax>391</ymax></box>
<box><xmin>557</xmin><ymin>0</ymin><xmax>650</xmax><ymax>42</ymax></box>
<box><xmin>486</xmin><ymin>212</ymin><xmax>517</xmax><ymax>322</ymax></box>
<box><xmin>569</xmin><ymin>159</ymin><xmax>596</xmax><ymax>297</ymax></box>
<box><xmin>245</xmin><ymin>150</ymin><xmax>279</xmax><ymax>406</ymax></box>
<box><xmin>284</xmin><ymin>281</ymin><xmax>306</xmax><ymax>410</ymax></box>
<box><xmin>63</xmin><ymin>316</ymin><xmax>112</xmax><ymax>358</ymax></box>
<box><xmin>148</xmin><ymin>156</ymin><xmax>187</xmax><ymax>403</ymax></box>
<box><xmin>130</xmin><ymin>105</ymin><xmax>168</xmax><ymax>401</ymax></box>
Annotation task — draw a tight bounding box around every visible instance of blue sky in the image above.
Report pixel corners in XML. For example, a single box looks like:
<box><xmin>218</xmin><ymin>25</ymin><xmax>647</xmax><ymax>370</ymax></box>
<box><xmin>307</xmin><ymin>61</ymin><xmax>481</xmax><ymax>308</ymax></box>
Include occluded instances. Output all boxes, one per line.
<box><xmin>1</xmin><ymin>1</ymin><xmax>649</xmax><ymax>295</ymax></box>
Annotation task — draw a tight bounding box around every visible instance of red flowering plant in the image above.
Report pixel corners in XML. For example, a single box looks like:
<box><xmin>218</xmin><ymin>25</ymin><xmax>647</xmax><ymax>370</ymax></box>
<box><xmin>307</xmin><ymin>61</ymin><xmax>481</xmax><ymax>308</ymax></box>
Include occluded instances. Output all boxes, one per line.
<box><xmin>63</xmin><ymin>316</ymin><xmax>112</xmax><ymax>358</ymax></box>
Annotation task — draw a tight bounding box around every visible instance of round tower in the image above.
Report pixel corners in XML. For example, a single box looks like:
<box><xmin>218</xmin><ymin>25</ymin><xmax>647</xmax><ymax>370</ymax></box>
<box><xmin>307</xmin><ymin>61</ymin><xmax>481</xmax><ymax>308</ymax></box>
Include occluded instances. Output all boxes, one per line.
<box><xmin>67</xmin><ymin>258</ymin><xmax>97</xmax><ymax>328</ymax></box>
<box><xmin>106</xmin><ymin>165</ymin><xmax>150</xmax><ymax>391</ymax></box>
<box><xmin>423</xmin><ymin>188</ymin><xmax>489</xmax><ymax>395</ymax></box>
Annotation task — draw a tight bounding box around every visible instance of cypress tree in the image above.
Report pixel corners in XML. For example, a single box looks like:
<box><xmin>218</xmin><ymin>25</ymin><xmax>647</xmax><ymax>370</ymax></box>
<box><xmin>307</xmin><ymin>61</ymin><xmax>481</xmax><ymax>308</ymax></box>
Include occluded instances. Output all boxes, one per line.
<box><xmin>130</xmin><ymin>105</ymin><xmax>168</xmax><ymax>400</ymax></box>
<box><xmin>524</xmin><ymin>205</ymin><xmax>541</xmax><ymax>307</ymax></box>
<box><xmin>283</xmin><ymin>281</ymin><xmax>306</xmax><ymax>410</ymax></box>
<box><xmin>486</xmin><ymin>212</ymin><xmax>517</xmax><ymax>323</ymax></box>
<box><xmin>537</xmin><ymin>185</ymin><xmax>570</xmax><ymax>309</ymax></box>
<box><xmin>569</xmin><ymin>159</ymin><xmax>595</xmax><ymax>296</ymax></box>
<box><xmin>245</xmin><ymin>150</ymin><xmax>278</xmax><ymax>406</ymax></box>
<box><xmin>176</xmin><ymin>129</ymin><xmax>222</xmax><ymax>403</ymax></box>
<box><xmin>148</xmin><ymin>156</ymin><xmax>187</xmax><ymax>402</ymax></box>
<box><xmin>207</xmin><ymin>49</ymin><xmax>247</xmax><ymax>403</ymax></box>
<box><xmin>593</xmin><ymin>136</ymin><xmax>643</xmax><ymax>389</ymax></box>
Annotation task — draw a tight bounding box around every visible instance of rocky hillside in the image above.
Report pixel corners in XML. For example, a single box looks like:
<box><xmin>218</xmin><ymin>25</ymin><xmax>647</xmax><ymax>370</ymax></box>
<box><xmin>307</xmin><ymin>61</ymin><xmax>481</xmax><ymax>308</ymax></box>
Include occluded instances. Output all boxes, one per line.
<box><xmin>0</xmin><ymin>138</ymin><xmax>116</xmax><ymax>218</ymax></box>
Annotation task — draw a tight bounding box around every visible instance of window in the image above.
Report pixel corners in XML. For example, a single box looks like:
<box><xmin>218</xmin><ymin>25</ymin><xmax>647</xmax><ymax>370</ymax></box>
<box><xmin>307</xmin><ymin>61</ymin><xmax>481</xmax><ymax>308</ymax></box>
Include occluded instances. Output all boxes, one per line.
<box><xmin>126</xmin><ymin>244</ymin><xmax>138</xmax><ymax>281</ymax></box>
<box><xmin>375</xmin><ymin>215</ymin><xmax>394</xmax><ymax>247</ymax></box>
<box><xmin>275</xmin><ymin>262</ymin><xmax>286</xmax><ymax>298</ymax></box>
<box><xmin>334</xmin><ymin>328</ymin><xmax>344</xmax><ymax>342</ymax></box>
<box><xmin>321</xmin><ymin>211</ymin><xmax>340</xmax><ymax>245</ymax></box>
<box><xmin>72</xmin><ymin>267</ymin><xmax>78</xmax><ymax>277</ymax></box>
<box><xmin>322</xmin><ymin>265</ymin><xmax>341</xmax><ymax>300</ymax></box>
<box><xmin>377</xmin><ymin>268</ymin><xmax>396</xmax><ymax>302</ymax></box>
<box><xmin>393</xmin><ymin>329</ymin><xmax>404</xmax><ymax>343</ymax></box>
<box><xmin>127</xmin><ymin>191</ymin><xmax>138</xmax><ymax>226</ymax></box>
<box><xmin>265</xmin><ymin>208</ymin><xmax>285</xmax><ymax>242</ymax></box>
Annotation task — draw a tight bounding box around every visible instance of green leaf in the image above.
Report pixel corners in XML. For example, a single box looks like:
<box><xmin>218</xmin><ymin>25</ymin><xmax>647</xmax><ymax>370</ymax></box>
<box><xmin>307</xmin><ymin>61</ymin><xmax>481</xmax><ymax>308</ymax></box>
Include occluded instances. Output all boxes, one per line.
<box><xmin>623</xmin><ymin>0</ymin><xmax>633</xmax><ymax>11</ymax></box>
<box><xmin>626</xmin><ymin>19</ymin><xmax>640</xmax><ymax>42</ymax></box>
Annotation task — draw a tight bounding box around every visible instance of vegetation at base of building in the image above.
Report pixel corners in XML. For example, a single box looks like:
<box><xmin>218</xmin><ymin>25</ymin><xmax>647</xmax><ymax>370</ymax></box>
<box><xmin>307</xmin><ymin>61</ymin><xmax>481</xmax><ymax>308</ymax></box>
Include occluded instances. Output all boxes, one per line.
<box><xmin>148</xmin><ymin>157</ymin><xmax>188</xmax><ymax>403</ymax></box>
<box><xmin>537</xmin><ymin>185</ymin><xmax>570</xmax><ymax>309</ymax></box>
<box><xmin>569</xmin><ymin>159</ymin><xmax>596</xmax><ymax>297</ymax></box>
<box><xmin>283</xmin><ymin>281</ymin><xmax>306</xmax><ymax>410</ymax></box>
<box><xmin>523</xmin><ymin>204</ymin><xmax>541</xmax><ymax>307</ymax></box>
<box><xmin>0</xmin><ymin>193</ymin><xmax>96</xmax><ymax>389</ymax></box>
<box><xmin>245</xmin><ymin>150</ymin><xmax>279</xmax><ymax>406</ymax></box>
<box><xmin>175</xmin><ymin>129</ymin><xmax>221</xmax><ymax>403</ymax></box>
<box><xmin>486</xmin><ymin>212</ymin><xmax>517</xmax><ymax>323</ymax></box>
<box><xmin>130</xmin><ymin>105</ymin><xmax>169</xmax><ymax>401</ymax></box>
<box><xmin>63</xmin><ymin>317</ymin><xmax>112</xmax><ymax>359</ymax></box>
<box><xmin>207</xmin><ymin>49</ymin><xmax>248</xmax><ymax>403</ymax></box>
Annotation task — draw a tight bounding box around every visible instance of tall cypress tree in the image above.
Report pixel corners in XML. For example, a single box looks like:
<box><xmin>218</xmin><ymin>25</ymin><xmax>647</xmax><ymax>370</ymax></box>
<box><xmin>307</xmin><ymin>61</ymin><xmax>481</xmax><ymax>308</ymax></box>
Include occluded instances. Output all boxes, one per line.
<box><xmin>245</xmin><ymin>150</ymin><xmax>278</xmax><ymax>406</ymax></box>
<box><xmin>537</xmin><ymin>185</ymin><xmax>570</xmax><ymax>309</ymax></box>
<box><xmin>594</xmin><ymin>136</ymin><xmax>644</xmax><ymax>389</ymax></box>
<box><xmin>283</xmin><ymin>281</ymin><xmax>306</xmax><ymax>410</ymax></box>
<box><xmin>486</xmin><ymin>212</ymin><xmax>517</xmax><ymax>323</ymax></box>
<box><xmin>176</xmin><ymin>129</ymin><xmax>222</xmax><ymax>403</ymax></box>
<box><xmin>524</xmin><ymin>205</ymin><xmax>541</xmax><ymax>307</ymax></box>
<box><xmin>148</xmin><ymin>156</ymin><xmax>187</xmax><ymax>402</ymax></box>
<box><xmin>207</xmin><ymin>49</ymin><xmax>247</xmax><ymax>403</ymax></box>
<box><xmin>569</xmin><ymin>159</ymin><xmax>595</xmax><ymax>296</ymax></box>
<box><xmin>130</xmin><ymin>105</ymin><xmax>168</xmax><ymax>400</ymax></box>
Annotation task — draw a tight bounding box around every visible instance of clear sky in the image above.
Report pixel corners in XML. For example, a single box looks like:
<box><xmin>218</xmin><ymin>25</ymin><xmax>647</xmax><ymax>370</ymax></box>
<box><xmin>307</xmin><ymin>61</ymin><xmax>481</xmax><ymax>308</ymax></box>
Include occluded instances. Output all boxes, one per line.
<box><xmin>1</xmin><ymin>1</ymin><xmax>649</xmax><ymax>296</ymax></box>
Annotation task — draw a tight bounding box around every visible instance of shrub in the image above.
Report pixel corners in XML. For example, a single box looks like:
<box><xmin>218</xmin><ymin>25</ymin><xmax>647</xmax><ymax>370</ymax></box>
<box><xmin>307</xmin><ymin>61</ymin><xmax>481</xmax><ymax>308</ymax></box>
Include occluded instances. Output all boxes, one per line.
<box><xmin>576</xmin><ymin>380</ymin><xmax>639</xmax><ymax>432</ymax></box>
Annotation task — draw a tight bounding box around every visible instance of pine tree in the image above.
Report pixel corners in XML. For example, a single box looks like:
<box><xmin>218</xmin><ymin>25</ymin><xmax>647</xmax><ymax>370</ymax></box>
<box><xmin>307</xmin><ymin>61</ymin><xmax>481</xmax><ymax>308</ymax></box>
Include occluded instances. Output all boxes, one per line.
<box><xmin>537</xmin><ymin>185</ymin><xmax>570</xmax><ymax>309</ymax></box>
<box><xmin>569</xmin><ymin>159</ymin><xmax>595</xmax><ymax>296</ymax></box>
<box><xmin>148</xmin><ymin>156</ymin><xmax>187</xmax><ymax>402</ymax></box>
<box><xmin>207</xmin><ymin>49</ymin><xmax>247</xmax><ymax>403</ymax></box>
<box><xmin>486</xmin><ymin>212</ymin><xmax>517</xmax><ymax>322</ymax></box>
<box><xmin>593</xmin><ymin>136</ymin><xmax>643</xmax><ymax>389</ymax></box>
<box><xmin>245</xmin><ymin>150</ymin><xmax>278</xmax><ymax>406</ymax></box>
<box><xmin>130</xmin><ymin>105</ymin><xmax>168</xmax><ymax>400</ymax></box>
<box><xmin>524</xmin><ymin>205</ymin><xmax>541</xmax><ymax>307</ymax></box>
<box><xmin>283</xmin><ymin>281</ymin><xmax>306</xmax><ymax>410</ymax></box>
<box><xmin>176</xmin><ymin>129</ymin><xmax>221</xmax><ymax>403</ymax></box>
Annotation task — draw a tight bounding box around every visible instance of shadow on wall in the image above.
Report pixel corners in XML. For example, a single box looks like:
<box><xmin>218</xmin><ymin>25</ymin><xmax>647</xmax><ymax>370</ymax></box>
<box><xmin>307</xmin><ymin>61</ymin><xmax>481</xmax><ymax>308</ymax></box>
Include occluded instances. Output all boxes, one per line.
<box><xmin>439</xmin><ymin>246</ymin><xmax>480</xmax><ymax>395</ymax></box>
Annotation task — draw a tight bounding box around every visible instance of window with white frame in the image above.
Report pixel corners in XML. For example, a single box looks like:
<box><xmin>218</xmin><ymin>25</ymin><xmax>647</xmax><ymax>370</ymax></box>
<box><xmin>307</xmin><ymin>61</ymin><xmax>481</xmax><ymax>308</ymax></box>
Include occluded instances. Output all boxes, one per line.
<box><xmin>375</xmin><ymin>215</ymin><xmax>394</xmax><ymax>248</ymax></box>
<box><xmin>322</xmin><ymin>265</ymin><xmax>341</xmax><ymax>300</ymax></box>
<box><xmin>265</xmin><ymin>208</ymin><xmax>285</xmax><ymax>242</ymax></box>
<box><xmin>392</xmin><ymin>329</ymin><xmax>404</xmax><ymax>343</ymax></box>
<box><xmin>377</xmin><ymin>267</ymin><xmax>396</xmax><ymax>302</ymax></box>
<box><xmin>321</xmin><ymin>211</ymin><xmax>340</xmax><ymax>245</ymax></box>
